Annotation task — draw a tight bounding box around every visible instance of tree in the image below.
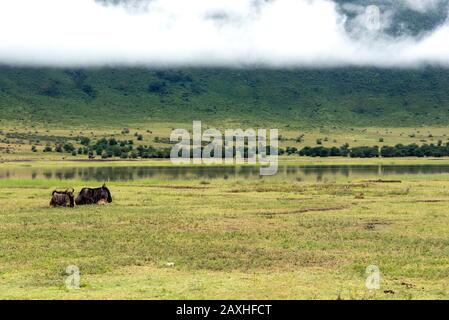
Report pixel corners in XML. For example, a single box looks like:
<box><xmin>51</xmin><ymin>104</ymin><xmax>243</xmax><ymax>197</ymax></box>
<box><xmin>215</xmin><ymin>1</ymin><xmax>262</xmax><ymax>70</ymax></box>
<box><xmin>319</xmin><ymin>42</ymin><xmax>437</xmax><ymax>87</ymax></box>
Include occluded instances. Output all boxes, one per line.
<box><xmin>80</xmin><ymin>137</ymin><xmax>91</xmax><ymax>146</ymax></box>
<box><xmin>120</xmin><ymin>152</ymin><xmax>129</xmax><ymax>159</ymax></box>
<box><xmin>63</xmin><ymin>143</ymin><xmax>75</xmax><ymax>153</ymax></box>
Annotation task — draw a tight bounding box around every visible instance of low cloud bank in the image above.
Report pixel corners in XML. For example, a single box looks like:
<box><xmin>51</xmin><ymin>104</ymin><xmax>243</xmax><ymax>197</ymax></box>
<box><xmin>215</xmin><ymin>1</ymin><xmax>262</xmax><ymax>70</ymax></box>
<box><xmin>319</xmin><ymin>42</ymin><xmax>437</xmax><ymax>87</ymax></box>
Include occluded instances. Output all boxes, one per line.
<box><xmin>0</xmin><ymin>0</ymin><xmax>449</xmax><ymax>67</ymax></box>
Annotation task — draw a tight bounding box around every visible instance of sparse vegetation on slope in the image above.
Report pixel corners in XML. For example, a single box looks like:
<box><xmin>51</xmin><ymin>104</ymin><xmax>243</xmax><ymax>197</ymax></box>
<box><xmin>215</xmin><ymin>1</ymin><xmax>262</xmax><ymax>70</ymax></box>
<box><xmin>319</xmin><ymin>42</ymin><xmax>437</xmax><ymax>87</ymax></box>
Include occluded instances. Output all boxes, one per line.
<box><xmin>2</xmin><ymin>67</ymin><xmax>449</xmax><ymax>129</ymax></box>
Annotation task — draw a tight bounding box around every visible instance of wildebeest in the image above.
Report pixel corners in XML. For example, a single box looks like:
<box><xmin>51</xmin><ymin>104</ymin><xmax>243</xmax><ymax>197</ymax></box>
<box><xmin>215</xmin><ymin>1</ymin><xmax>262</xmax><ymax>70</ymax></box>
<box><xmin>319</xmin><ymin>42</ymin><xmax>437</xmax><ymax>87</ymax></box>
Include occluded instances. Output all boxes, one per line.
<box><xmin>97</xmin><ymin>199</ymin><xmax>109</xmax><ymax>205</ymax></box>
<box><xmin>50</xmin><ymin>188</ymin><xmax>75</xmax><ymax>208</ymax></box>
<box><xmin>75</xmin><ymin>184</ymin><xmax>112</xmax><ymax>205</ymax></box>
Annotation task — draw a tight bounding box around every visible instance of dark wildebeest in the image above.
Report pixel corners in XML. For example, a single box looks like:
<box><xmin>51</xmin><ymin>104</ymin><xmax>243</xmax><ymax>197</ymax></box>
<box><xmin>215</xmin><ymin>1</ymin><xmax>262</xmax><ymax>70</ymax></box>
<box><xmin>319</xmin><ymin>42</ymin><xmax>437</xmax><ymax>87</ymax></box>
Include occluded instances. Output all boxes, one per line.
<box><xmin>50</xmin><ymin>188</ymin><xmax>75</xmax><ymax>208</ymax></box>
<box><xmin>75</xmin><ymin>184</ymin><xmax>112</xmax><ymax>205</ymax></box>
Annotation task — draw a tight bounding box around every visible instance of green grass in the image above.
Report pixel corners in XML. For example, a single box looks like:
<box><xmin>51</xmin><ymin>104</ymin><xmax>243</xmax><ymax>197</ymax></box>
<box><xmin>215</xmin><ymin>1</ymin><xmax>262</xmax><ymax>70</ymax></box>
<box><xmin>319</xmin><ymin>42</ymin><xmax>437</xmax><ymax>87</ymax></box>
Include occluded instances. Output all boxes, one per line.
<box><xmin>4</xmin><ymin>157</ymin><xmax>449</xmax><ymax>169</ymax></box>
<box><xmin>2</xmin><ymin>67</ymin><xmax>449</xmax><ymax>129</ymax></box>
<box><xmin>1</xmin><ymin>166</ymin><xmax>449</xmax><ymax>299</ymax></box>
<box><xmin>2</xmin><ymin>64</ymin><xmax>449</xmax><ymax>299</ymax></box>
<box><xmin>2</xmin><ymin>124</ymin><xmax>449</xmax><ymax>161</ymax></box>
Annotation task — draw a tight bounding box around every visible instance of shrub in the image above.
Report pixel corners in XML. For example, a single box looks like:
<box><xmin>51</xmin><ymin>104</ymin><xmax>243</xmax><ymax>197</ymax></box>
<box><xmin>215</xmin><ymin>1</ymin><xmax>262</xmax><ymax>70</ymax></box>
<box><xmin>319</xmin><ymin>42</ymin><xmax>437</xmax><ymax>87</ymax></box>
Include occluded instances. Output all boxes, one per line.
<box><xmin>81</xmin><ymin>84</ymin><xmax>96</xmax><ymax>98</ymax></box>
<box><xmin>148</xmin><ymin>81</ymin><xmax>167</xmax><ymax>94</ymax></box>
<box><xmin>63</xmin><ymin>143</ymin><xmax>75</xmax><ymax>153</ymax></box>
<box><xmin>40</xmin><ymin>80</ymin><xmax>60</xmax><ymax>97</ymax></box>
<box><xmin>80</xmin><ymin>137</ymin><xmax>91</xmax><ymax>146</ymax></box>
<box><xmin>350</xmin><ymin>146</ymin><xmax>379</xmax><ymax>158</ymax></box>
<box><xmin>120</xmin><ymin>152</ymin><xmax>129</xmax><ymax>159</ymax></box>
<box><xmin>285</xmin><ymin>147</ymin><xmax>298</xmax><ymax>155</ymax></box>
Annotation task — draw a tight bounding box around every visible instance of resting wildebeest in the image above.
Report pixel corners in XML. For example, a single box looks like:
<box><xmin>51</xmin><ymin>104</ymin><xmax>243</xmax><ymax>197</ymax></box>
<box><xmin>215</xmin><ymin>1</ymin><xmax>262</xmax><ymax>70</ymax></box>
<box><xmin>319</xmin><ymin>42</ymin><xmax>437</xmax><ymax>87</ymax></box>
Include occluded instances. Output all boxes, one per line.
<box><xmin>75</xmin><ymin>184</ymin><xmax>112</xmax><ymax>205</ymax></box>
<box><xmin>50</xmin><ymin>188</ymin><xmax>75</xmax><ymax>208</ymax></box>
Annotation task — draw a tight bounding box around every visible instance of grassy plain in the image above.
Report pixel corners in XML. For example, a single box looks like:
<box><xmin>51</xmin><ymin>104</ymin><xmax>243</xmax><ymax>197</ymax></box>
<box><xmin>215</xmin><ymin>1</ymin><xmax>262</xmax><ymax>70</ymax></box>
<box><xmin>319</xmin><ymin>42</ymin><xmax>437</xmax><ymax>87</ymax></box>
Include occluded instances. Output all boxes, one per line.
<box><xmin>2</xmin><ymin>66</ymin><xmax>449</xmax><ymax>299</ymax></box>
<box><xmin>1</xmin><ymin>160</ymin><xmax>449</xmax><ymax>299</ymax></box>
<box><xmin>2</xmin><ymin>116</ymin><xmax>449</xmax><ymax>299</ymax></box>
<box><xmin>2</xmin><ymin>123</ymin><xmax>449</xmax><ymax>161</ymax></box>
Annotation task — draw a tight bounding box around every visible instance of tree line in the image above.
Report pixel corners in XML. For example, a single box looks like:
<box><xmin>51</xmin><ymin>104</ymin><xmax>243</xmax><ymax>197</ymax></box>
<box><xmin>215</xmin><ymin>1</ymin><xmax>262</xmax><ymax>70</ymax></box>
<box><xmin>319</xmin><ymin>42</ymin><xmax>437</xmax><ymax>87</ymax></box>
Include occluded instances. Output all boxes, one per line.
<box><xmin>32</xmin><ymin>137</ymin><xmax>449</xmax><ymax>159</ymax></box>
<box><xmin>291</xmin><ymin>143</ymin><xmax>449</xmax><ymax>158</ymax></box>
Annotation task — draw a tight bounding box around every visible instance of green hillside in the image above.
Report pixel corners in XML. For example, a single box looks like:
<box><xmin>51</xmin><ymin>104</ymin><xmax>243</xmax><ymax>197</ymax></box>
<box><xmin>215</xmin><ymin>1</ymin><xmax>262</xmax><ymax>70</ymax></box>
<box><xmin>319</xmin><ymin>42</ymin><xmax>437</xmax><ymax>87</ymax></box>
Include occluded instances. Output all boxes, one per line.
<box><xmin>1</xmin><ymin>67</ymin><xmax>449</xmax><ymax>129</ymax></box>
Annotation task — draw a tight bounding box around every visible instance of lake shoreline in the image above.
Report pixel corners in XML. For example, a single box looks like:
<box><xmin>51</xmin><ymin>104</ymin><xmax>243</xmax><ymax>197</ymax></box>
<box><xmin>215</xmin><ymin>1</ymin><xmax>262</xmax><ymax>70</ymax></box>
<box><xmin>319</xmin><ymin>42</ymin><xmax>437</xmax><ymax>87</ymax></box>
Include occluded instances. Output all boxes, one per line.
<box><xmin>3</xmin><ymin>157</ymin><xmax>449</xmax><ymax>169</ymax></box>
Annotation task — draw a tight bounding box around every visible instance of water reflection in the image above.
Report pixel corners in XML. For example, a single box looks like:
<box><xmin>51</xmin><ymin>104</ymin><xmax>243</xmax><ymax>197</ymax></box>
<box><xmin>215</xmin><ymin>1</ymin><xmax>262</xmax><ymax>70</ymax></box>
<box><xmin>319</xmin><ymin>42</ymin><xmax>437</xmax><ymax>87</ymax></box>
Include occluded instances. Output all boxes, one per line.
<box><xmin>1</xmin><ymin>164</ymin><xmax>449</xmax><ymax>182</ymax></box>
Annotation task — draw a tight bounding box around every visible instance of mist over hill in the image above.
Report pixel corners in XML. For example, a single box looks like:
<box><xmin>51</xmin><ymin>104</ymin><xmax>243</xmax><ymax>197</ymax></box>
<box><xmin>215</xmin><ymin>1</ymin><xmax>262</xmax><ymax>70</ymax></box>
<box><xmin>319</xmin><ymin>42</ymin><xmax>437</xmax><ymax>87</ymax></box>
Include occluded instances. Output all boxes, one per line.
<box><xmin>98</xmin><ymin>0</ymin><xmax>449</xmax><ymax>37</ymax></box>
<box><xmin>336</xmin><ymin>0</ymin><xmax>449</xmax><ymax>36</ymax></box>
<box><xmin>1</xmin><ymin>1</ymin><xmax>449</xmax><ymax>129</ymax></box>
<box><xmin>1</xmin><ymin>66</ymin><xmax>449</xmax><ymax>128</ymax></box>
<box><xmin>2</xmin><ymin>0</ymin><xmax>449</xmax><ymax>67</ymax></box>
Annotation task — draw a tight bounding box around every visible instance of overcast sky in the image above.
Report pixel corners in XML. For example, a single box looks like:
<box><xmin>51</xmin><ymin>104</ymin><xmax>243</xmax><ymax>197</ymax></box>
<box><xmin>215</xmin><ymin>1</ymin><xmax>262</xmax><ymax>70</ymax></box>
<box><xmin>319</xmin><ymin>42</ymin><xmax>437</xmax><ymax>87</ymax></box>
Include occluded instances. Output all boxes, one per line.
<box><xmin>0</xmin><ymin>0</ymin><xmax>449</xmax><ymax>67</ymax></box>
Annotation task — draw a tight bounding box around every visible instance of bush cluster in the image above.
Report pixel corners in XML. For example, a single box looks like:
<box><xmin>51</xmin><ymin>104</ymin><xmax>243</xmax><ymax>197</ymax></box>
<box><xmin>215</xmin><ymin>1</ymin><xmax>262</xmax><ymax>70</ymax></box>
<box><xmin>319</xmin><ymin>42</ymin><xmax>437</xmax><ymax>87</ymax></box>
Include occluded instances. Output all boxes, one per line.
<box><xmin>292</xmin><ymin>143</ymin><xmax>449</xmax><ymax>158</ymax></box>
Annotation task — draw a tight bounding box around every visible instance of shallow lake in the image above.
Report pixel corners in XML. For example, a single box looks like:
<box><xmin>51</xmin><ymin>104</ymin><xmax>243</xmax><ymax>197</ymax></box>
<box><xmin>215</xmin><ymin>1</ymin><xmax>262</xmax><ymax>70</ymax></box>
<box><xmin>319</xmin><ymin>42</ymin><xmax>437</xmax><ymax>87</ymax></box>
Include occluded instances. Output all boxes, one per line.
<box><xmin>1</xmin><ymin>164</ymin><xmax>449</xmax><ymax>182</ymax></box>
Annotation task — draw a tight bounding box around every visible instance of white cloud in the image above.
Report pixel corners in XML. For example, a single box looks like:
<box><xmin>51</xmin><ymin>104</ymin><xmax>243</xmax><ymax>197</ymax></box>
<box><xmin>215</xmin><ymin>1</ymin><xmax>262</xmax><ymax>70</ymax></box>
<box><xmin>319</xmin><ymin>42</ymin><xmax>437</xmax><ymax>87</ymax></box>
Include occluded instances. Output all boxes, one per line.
<box><xmin>0</xmin><ymin>0</ymin><xmax>448</xmax><ymax>67</ymax></box>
